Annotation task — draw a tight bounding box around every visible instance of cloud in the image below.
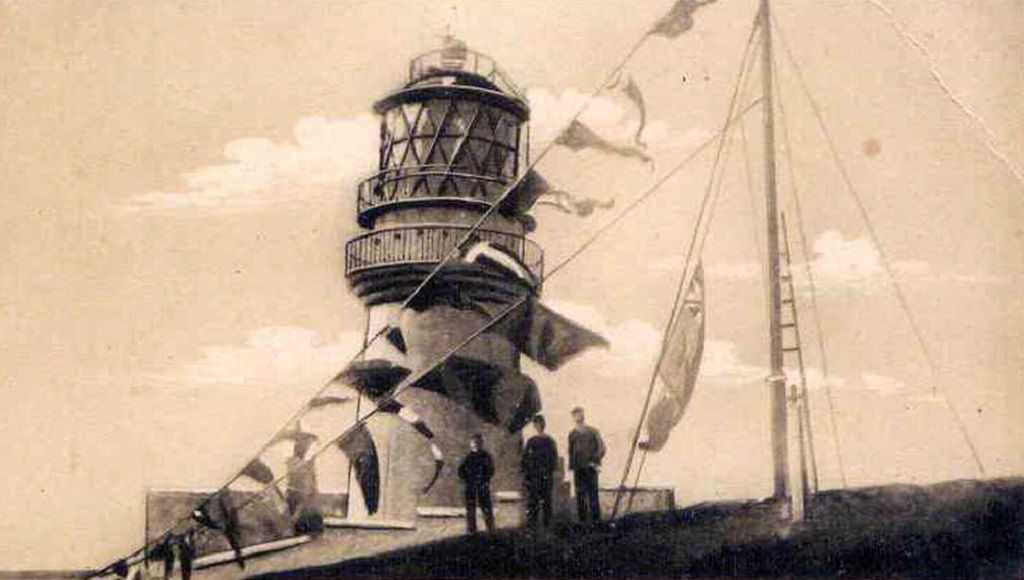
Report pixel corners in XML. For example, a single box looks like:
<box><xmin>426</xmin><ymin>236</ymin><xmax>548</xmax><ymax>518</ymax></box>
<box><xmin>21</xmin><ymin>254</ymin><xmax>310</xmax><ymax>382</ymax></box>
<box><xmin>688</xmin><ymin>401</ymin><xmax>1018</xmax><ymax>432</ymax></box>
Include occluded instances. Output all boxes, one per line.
<box><xmin>539</xmin><ymin>301</ymin><xmax>764</xmax><ymax>388</ymax></box>
<box><xmin>683</xmin><ymin>231</ymin><xmax>936</xmax><ymax>293</ymax></box>
<box><xmin>117</xmin><ymin>85</ymin><xmax>716</xmax><ymax>215</ymax></box>
<box><xmin>527</xmin><ymin>86</ymin><xmax>709</xmax><ymax>154</ymax></box>
<box><xmin>536</xmin><ymin>302</ymin><xmax>916</xmax><ymax>399</ymax></box>
<box><xmin>119</xmin><ymin>115</ymin><xmax>378</xmax><ymax>213</ymax></box>
<box><xmin>540</xmin><ymin>300</ymin><xmax>662</xmax><ymax>378</ymax></box>
<box><xmin>149</xmin><ymin>326</ymin><xmax>363</xmax><ymax>390</ymax></box>
<box><xmin>699</xmin><ymin>340</ymin><xmax>767</xmax><ymax>386</ymax></box>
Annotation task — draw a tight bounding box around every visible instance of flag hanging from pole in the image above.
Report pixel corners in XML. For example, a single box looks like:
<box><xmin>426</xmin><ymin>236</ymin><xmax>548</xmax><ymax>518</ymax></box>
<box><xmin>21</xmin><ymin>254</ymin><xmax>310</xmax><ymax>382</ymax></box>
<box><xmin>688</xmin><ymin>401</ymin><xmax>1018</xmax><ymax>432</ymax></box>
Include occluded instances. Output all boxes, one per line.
<box><xmin>556</xmin><ymin>120</ymin><xmax>652</xmax><ymax>163</ymax></box>
<box><xmin>506</xmin><ymin>169</ymin><xmax>614</xmax><ymax>218</ymax></box>
<box><xmin>535</xmin><ymin>190</ymin><xmax>615</xmax><ymax>217</ymax></box>
<box><xmin>649</xmin><ymin>0</ymin><xmax>719</xmax><ymax>38</ymax></box>
<box><xmin>462</xmin><ymin>239</ymin><xmax>538</xmax><ymax>287</ymax></box>
<box><xmin>640</xmin><ymin>263</ymin><xmax>705</xmax><ymax>452</ymax></box>
<box><xmin>337</xmin><ymin>424</ymin><xmax>381</xmax><ymax>515</ymax></box>
<box><xmin>621</xmin><ymin>76</ymin><xmax>648</xmax><ymax>148</ymax></box>
<box><xmin>513</xmin><ymin>298</ymin><xmax>609</xmax><ymax>371</ymax></box>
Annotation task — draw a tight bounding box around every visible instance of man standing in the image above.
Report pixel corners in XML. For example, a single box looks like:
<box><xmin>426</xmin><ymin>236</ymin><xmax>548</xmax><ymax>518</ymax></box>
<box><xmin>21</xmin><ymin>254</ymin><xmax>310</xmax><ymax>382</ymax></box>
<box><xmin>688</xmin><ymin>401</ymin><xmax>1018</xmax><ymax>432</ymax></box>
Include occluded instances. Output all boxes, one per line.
<box><xmin>286</xmin><ymin>435</ymin><xmax>322</xmax><ymax>534</ymax></box>
<box><xmin>521</xmin><ymin>415</ymin><xmax>558</xmax><ymax>531</ymax></box>
<box><xmin>458</xmin><ymin>433</ymin><xmax>496</xmax><ymax>533</ymax></box>
<box><xmin>568</xmin><ymin>406</ymin><xmax>605</xmax><ymax>523</ymax></box>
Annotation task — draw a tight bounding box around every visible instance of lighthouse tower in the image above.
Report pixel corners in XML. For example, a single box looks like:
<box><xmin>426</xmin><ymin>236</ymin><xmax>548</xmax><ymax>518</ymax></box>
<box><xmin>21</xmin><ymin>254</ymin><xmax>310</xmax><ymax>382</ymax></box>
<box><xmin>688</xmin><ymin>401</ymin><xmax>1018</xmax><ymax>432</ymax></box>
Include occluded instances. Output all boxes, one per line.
<box><xmin>344</xmin><ymin>38</ymin><xmax>545</xmax><ymax>520</ymax></box>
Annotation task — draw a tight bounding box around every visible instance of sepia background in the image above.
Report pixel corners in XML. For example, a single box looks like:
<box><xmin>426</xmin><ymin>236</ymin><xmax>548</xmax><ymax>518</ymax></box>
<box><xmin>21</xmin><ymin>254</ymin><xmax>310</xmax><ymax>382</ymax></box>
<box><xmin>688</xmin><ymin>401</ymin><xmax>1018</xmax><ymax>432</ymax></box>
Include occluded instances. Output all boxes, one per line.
<box><xmin>0</xmin><ymin>0</ymin><xmax>1021</xmax><ymax>571</ymax></box>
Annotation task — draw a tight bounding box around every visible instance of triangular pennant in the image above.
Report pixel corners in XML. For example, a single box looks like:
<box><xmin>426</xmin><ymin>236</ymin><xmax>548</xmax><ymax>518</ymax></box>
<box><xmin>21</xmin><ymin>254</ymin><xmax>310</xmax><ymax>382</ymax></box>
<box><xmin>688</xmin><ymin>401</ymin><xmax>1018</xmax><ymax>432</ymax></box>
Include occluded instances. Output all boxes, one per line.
<box><xmin>337</xmin><ymin>424</ymin><xmax>381</xmax><ymax>515</ymax></box>
<box><xmin>191</xmin><ymin>491</ymin><xmax>245</xmax><ymax>569</ymax></box>
<box><xmin>240</xmin><ymin>458</ymin><xmax>275</xmax><ymax>485</ymax></box>
<box><xmin>413</xmin><ymin>355</ymin><xmax>504</xmax><ymax>424</ymax></box>
<box><xmin>648</xmin><ymin>0</ymin><xmax>718</xmax><ymax>38</ymax></box>
<box><xmin>507</xmin><ymin>373</ymin><xmax>542</xmax><ymax>434</ymax></box>
<box><xmin>513</xmin><ymin>298</ymin><xmax>610</xmax><ymax>370</ymax></box>
<box><xmin>334</xmin><ymin>359</ymin><xmax>411</xmax><ymax>400</ymax></box>
<box><xmin>555</xmin><ymin>120</ymin><xmax>652</xmax><ymax>163</ymax></box>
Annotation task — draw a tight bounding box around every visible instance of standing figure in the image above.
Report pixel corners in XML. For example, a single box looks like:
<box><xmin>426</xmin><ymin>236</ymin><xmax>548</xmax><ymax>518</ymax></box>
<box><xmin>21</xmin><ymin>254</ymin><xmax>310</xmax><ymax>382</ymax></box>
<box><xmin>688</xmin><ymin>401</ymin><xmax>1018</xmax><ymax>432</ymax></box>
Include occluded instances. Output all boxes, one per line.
<box><xmin>179</xmin><ymin>530</ymin><xmax>196</xmax><ymax>580</ymax></box>
<box><xmin>458</xmin><ymin>433</ymin><xmax>496</xmax><ymax>533</ymax></box>
<box><xmin>286</xmin><ymin>436</ymin><xmax>323</xmax><ymax>534</ymax></box>
<box><xmin>521</xmin><ymin>415</ymin><xmax>558</xmax><ymax>531</ymax></box>
<box><xmin>568</xmin><ymin>406</ymin><xmax>605</xmax><ymax>523</ymax></box>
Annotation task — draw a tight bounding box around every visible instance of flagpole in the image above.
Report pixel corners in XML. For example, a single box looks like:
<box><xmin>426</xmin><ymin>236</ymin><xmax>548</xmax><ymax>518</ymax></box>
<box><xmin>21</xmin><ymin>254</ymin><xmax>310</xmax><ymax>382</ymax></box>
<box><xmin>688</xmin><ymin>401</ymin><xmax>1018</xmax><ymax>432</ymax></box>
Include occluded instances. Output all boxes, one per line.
<box><xmin>760</xmin><ymin>0</ymin><xmax>790</xmax><ymax>501</ymax></box>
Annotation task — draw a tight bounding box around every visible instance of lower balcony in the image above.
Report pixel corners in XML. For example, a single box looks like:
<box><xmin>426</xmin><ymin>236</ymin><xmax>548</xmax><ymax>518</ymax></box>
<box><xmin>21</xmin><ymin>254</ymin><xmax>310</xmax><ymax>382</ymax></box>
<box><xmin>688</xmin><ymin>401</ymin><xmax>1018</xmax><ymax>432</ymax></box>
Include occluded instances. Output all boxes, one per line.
<box><xmin>344</xmin><ymin>225</ymin><xmax>543</xmax><ymax>305</ymax></box>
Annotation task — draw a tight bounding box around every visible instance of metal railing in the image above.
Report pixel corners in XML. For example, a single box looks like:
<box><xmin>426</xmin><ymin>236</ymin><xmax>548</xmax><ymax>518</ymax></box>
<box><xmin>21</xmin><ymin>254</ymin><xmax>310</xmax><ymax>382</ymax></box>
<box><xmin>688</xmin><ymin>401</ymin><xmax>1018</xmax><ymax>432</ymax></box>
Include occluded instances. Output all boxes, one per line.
<box><xmin>408</xmin><ymin>49</ymin><xmax>525</xmax><ymax>101</ymax></box>
<box><xmin>345</xmin><ymin>224</ymin><xmax>543</xmax><ymax>280</ymax></box>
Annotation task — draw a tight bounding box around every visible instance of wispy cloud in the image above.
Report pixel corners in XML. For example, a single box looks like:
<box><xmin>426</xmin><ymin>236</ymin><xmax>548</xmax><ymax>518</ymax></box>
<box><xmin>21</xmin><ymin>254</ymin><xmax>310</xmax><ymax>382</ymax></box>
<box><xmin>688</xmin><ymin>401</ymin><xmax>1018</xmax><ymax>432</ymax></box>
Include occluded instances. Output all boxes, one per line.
<box><xmin>538</xmin><ymin>300</ymin><xmax>900</xmax><ymax>395</ymax></box>
<box><xmin>119</xmin><ymin>116</ymin><xmax>378</xmax><ymax>213</ymax></box>
<box><xmin>689</xmin><ymin>230</ymin><xmax>1005</xmax><ymax>291</ymax></box>
<box><xmin>148</xmin><ymin>326</ymin><xmax>362</xmax><ymax>390</ymax></box>
<box><xmin>117</xmin><ymin>85</ymin><xmax>713</xmax><ymax>216</ymax></box>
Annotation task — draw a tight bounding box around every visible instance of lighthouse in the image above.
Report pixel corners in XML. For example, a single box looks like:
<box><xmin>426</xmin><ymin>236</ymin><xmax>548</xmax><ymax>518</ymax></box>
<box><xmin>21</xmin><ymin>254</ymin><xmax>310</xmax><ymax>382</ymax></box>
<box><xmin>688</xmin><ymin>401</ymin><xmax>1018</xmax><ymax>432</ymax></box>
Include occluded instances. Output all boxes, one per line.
<box><xmin>343</xmin><ymin>38</ymin><xmax>573</xmax><ymax>521</ymax></box>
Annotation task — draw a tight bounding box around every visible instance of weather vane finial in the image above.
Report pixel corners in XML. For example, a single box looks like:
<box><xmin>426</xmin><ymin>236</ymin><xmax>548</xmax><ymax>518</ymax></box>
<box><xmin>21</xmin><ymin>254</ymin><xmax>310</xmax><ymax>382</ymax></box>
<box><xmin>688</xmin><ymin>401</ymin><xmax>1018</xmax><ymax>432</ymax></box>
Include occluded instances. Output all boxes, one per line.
<box><xmin>438</xmin><ymin>5</ymin><xmax>457</xmax><ymax>48</ymax></box>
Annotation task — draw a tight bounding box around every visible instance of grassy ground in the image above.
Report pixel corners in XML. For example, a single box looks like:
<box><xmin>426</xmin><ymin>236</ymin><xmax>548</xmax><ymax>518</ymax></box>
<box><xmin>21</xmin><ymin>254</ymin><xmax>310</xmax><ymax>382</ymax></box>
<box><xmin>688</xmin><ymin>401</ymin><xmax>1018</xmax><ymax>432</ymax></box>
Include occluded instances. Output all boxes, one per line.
<box><xmin>255</xmin><ymin>478</ymin><xmax>1024</xmax><ymax>579</ymax></box>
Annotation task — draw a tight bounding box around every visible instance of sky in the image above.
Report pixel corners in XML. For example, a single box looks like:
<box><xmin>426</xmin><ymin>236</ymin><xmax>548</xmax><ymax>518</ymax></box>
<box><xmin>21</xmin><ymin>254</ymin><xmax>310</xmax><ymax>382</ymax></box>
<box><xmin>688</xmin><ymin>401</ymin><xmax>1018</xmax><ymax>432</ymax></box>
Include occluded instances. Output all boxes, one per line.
<box><xmin>1</xmin><ymin>0</ymin><xmax>1022</xmax><ymax>571</ymax></box>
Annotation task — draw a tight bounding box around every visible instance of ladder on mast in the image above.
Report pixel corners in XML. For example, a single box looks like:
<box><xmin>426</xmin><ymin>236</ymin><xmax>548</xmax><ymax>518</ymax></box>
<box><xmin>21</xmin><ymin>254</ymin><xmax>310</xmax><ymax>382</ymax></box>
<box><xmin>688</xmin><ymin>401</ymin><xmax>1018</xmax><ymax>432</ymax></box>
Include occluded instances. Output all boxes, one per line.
<box><xmin>779</xmin><ymin>212</ymin><xmax>820</xmax><ymax>518</ymax></box>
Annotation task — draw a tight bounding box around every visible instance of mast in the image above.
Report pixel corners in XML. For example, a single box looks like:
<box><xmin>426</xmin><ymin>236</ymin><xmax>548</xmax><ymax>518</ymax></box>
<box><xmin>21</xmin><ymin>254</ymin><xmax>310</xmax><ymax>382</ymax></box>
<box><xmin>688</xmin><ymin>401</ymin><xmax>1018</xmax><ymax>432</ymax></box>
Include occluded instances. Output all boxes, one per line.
<box><xmin>760</xmin><ymin>0</ymin><xmax>789</xmax><ymax>500</ymax></box>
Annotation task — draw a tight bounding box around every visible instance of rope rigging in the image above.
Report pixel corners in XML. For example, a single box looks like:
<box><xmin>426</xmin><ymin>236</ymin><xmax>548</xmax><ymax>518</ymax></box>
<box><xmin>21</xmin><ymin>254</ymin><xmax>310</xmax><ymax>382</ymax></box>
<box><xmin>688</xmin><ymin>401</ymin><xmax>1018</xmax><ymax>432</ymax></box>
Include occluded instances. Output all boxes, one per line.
<box><xmin>774</xmin><ymin>20</ymin><xmax>986</xmax><ymax>477</ymax></box>
<box><xmin>612</xmin><ymin>8</ymin><xmax>765</xmax><ymax>518</ymax></box>
<box><xmin>770</xmin><ymin>41</ymin><xmax>848</xmax><ymax>489</ymax></box>
<box><xmin>94</xmin><ymin>14</ymin><xmax>768</xmax><ymax>574</ymax></box>
<box><xmin>93</xmin><ymin>3</ymin><xmax>1011</xmax><ymax>573</ymax></box>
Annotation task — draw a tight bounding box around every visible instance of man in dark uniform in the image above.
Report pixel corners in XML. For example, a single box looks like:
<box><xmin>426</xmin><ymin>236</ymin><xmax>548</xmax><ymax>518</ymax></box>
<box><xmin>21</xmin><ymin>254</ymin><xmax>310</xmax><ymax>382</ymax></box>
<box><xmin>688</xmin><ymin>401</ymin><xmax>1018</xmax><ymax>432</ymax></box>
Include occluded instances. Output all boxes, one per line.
<box><xmin>568</xmin><ymin>406</ymin><xmax>605</xmax><ymax>523</ymax></box>
<box><xmin>458</xmin><ymin>433</ymin><xmax>495</xmax><ymax>533</ymax></box>
<box><xmin>521</xmin><ymin>415</ymin><xmax>558</xmax><ymax>531</ymax></box>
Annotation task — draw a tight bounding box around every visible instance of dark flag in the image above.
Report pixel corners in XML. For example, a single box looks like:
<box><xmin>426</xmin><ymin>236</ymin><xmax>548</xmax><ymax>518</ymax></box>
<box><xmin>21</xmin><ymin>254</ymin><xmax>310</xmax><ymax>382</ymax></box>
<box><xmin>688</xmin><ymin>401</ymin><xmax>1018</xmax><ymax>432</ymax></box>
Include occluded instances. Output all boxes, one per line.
<box><xmin>384</xmin><ymin>400</ymin><xmax>445</xmax><ymax>493</ymax></box>
<box><xmin>556</xmin><ymin>120</ymin><xmax>652</xmax><ymax>163</ymax></box>
<box><xmin>640</xmin><ymin>263</ymin><xmax>705</xmax><ymax>451</ymax></box>
<box><xmin>622</xmin><ymin>76</ymin><xmax>648</xmax><ymax>148</ymax></box>
<box><xmin>267</xmin><ymin>428</ymin><xmax>319</xmax><ymax>450</ymax></box>
<box><xmin>240</xmin><ymin>458</ymin><xmax>275</xmax><ymax>486</ymax></box>
<box><xmin>307</xmin><ymin>394</ymin><xmax>354</xmax><ymax>409</ymax></box>
<box><xmin>462</xmin><ymin>239</ymin><xmax>538</xmax><ymax>287</ymax></box>
<box><xmin>414</xmin><ymin>355</ymin><xmax>504</xmax><ymax>425</ymax></box>
<box><xmin>338</xmin><ymin>424</ymin><xmax>381</xmax><ymax>515</ymax></box>
<box><xmin>500</xmin><ymin>169</ymin><xmax>556</xmax><ymax>216</ymax></box>
<box><xmin>514</xmin><ymin>299</ymin><xmax>609</xmax><ymax>371</ymax></box>
<box><xmin>192</xmin><ymin>491</ymin><xmax>245</xmax><ymax>569</ymax></box>
<box><xmin>386</xmin><ymin>326</ymin><xmax>408</xmax><ymax>353</ymax></box>
<box><xmin>507</xmin><ymin>373</ymin><xmax>542</xmax><ymax>434</ymax></box>
<box><xmin>649</xmin><ymin>0</ymin><xmax>718</xmax><ymax>38</ymax></box>
<box><xmin>504</xmin><ymin>169</ymin><xmax>615</xmax><ymax>218</ymax></box>
<box><xmin>333</xmin><ymin>359</ymin><xmax>411</xmax><ymax>400</ymax></box>
<box><xmin>536</xmin><ymin>190</ymin><xmax>615</xmax><ymax>217</ymax></box>
<box><xmin>322</xmin><ymin>358</ymin><xmax>445</xmax><ymax>494</ymax></box>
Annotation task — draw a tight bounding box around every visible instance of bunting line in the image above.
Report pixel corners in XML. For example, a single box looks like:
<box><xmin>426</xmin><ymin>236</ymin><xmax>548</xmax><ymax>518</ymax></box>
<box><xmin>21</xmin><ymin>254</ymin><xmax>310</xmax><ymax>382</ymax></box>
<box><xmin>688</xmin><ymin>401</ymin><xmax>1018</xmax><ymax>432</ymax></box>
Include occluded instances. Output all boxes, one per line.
<box><xmin>91</xmin><ymin>10</ymin><xmax>689</xmax><ymax>575</ymax></box>
<box><xmin>611</xmin><ymin>6</ymin><xmax>764</xmax><ymax>518</ymax></box>
<box><xmin>771</xmin><ymin>48</ymin><xmax>848</xmax><ymax>489</ymax></box>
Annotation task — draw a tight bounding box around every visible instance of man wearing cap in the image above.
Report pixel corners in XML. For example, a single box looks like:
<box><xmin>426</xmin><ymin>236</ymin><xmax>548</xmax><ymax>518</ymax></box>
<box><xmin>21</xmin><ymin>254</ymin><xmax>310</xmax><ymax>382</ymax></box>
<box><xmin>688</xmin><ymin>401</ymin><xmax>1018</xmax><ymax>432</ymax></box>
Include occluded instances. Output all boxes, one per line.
<box><xmin>568</xmin><ymin>406</ymin><xmax>605</xmax><ymax>523</ymax></box>
<box><xmin>521</xmin><ymin>415</ymin><xmax>558</xmax><ymax>531</ymax></box>
<box><xmin>458</xmin><ymin>433</ymin><xmax>496</xmax><ymax>533</ymax></box>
